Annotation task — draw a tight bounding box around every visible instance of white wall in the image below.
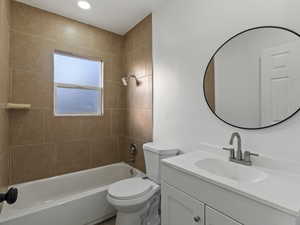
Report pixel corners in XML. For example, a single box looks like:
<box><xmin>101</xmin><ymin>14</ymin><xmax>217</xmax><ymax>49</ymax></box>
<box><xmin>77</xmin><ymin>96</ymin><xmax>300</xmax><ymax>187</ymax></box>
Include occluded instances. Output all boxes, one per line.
<box><xmin>152</xmin><ymin>0</ymin><xmax>300</xmax><ymax>161</ymax></box>
<box><xmin>214</xmin><ymin>28</ymin><xmax>298</xmax><ymax>128</ymax></box>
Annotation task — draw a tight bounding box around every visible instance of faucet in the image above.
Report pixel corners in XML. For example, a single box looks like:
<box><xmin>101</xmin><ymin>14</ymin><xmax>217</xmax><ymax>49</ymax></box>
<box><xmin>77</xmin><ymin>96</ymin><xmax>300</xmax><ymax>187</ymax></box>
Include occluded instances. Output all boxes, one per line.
<box><xmin>229</xmin><ymin>132</ymin><xmax>242</xmax><ymax>161</ymax></box>
<box><xmin>126</xmin><ymin>144</ymin><xmax>138</xmax><ymax>164</ymax></box>
<box><xmin>223</xmin><ymin>132</ymin><xmax>259</xmax><ymax>166</ymax></box>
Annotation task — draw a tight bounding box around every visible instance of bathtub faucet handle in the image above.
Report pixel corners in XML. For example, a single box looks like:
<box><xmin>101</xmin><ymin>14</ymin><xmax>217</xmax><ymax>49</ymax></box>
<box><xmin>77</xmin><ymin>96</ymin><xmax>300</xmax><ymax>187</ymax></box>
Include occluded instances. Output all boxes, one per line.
<box><xmin>0</xmin><ymin>187</ymin><xmax>18</xmax><ymax>205</ymax></box>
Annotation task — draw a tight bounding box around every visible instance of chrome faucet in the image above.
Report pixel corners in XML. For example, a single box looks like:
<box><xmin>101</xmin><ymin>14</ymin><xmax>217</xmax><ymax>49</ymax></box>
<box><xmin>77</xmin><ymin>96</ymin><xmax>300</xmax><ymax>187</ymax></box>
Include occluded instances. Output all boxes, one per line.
<box><xmin>223</xmin><ymin>132</ymin><xmax>259</xmax><ymax>166</ymax></box>
<box><xmin>229</xmin><ymin>132</ymin><xmax>242</xmax><ymax>161</ymax></box>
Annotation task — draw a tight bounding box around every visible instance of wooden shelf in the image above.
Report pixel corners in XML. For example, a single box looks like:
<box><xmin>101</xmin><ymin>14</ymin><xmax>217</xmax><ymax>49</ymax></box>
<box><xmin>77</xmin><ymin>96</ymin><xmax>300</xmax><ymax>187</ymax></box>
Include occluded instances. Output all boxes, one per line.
<box><xmin>6</xmin><ymin>103</ymin><xmax>31</xmax><ymax>110</ymax></box>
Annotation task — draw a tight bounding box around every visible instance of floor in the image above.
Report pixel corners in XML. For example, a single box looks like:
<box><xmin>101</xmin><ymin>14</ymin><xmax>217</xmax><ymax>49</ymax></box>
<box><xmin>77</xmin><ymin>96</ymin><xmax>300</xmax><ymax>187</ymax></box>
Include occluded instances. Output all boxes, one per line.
<box><xmin>98</xmin><ymin>217</ymin><xmax>116</xmax><ymax>225</ymax></box>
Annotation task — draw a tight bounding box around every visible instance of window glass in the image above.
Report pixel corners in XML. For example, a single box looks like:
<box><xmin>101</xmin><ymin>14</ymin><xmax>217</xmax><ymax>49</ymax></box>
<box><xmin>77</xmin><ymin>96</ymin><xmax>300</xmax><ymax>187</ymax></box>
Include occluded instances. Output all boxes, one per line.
<box><xmin>54</xmin><ymin>53</ymin><xmax>101</xmax><ymax>87</ymax></box>
<box><xmin>55</xmin><ymin>88</ymin><xmax>100</xmax><ymax>115</ymax></box>
<box><xmin>54</xmin><ymin>52</ymin><xmax>102</xmax><ymax>116</ymax></box>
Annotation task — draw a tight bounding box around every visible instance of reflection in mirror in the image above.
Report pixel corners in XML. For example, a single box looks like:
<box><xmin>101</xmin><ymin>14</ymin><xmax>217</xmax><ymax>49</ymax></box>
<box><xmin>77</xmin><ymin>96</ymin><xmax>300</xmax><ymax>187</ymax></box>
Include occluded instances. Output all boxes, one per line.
<box><xmin>204</xmin><ymin>27</ymin><xmax>300</xmax><ymax>129</ymax></box>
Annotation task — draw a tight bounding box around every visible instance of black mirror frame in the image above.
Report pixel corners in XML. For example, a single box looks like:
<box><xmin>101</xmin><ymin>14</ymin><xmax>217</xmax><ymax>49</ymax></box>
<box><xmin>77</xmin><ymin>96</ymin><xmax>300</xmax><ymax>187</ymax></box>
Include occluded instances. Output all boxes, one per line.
<box><xmin>203</xmin><ymin>26</ymin><xmax>300</xmax><ymax>130</ymax></box>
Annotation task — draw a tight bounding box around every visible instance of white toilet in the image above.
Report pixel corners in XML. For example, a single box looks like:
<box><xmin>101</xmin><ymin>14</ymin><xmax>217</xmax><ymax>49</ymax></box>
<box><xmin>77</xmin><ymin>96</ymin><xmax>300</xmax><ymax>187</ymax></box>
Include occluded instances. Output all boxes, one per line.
<box><xmin>107</xmin><ymin>143</ymin><xmax>179</xmax><ymax>225</ymax></box>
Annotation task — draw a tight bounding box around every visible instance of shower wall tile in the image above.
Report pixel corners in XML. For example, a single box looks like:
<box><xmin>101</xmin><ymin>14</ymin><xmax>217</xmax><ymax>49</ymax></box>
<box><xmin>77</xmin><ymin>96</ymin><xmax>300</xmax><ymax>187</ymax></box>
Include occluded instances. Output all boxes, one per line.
<box><xmin>10</xmin><ymin>31</ymin><xmax>54</xmax><ymax>73</ymax></box>
<box><xmin>11</xmin><ymin>69</ymin><xmax>51</xmax><ymax>109</ymax></box>
<box><xmin>120</xmin><ymin>15</ymin><xmax>153</xmax><ymax>172</ymax></box>
<box><xmin>0</xmin><ymin>110</ymin><xmax>9</xmax><ymax>156</ymax></box>
<box><xmin>127</xmin><ymin>109</ymin><xmax>153</xmax><ymax>140</ymax></box>
<box><xmin>55</xmin><ymin>141</ymin><xmax>90</xmax><ymax>175</ymax></box>
<box><xmin>90</xmin><ymin>137</ymin><xmax>120</xmax><ymax>167</ymax></box>
<box><xmin>80</xmin><ymin>111</ymin><xmax>112</xmax><ymax>139</ymax></box>
<box><xmin>11</xmin><ymin>2</ymin><xmax>123</xmax><ymax>54</ymax></box>
<box><xmin>10</xmin><ymin>144</ymin><xmax>56</xmax><ymax>184</ymax></box>
<box><xmin>0</xmin><ymin>152</ymin><xmax>9</xmax><ymax>190</ymax></box>
<box><xmin>0</xmin><ymin>8</ymin><xmax>10</xmax><ymax>103</ymax></box>
<box><xmin>126</xmin><ymin>75</ymin><xmax>152</xmax><ymax>109</ymax></box>
<box><xmin>45</xmin><ymin>112</ymin><xmax>82</xmax><ymax>143</ymax></box>
<box><xmin>0</xmin><ymin>0</ymin><xmax>10</xmax><ymax>194</ymax></box>
<box><xmin>9</xmin><ymin>110</ymin><xmax>45</xmax><ymax>146</ymax></box>
<box><xmin>112</xmin><ymin>109</ymin><xmax>127</xmax><ymax>136</ymax></box>
<box><xmin>9</xmin><ymin>2</ymin><xmax>126</xmax><ymax>184</ymax></box>
<box><xmin>8</xmin><ymin>2</ymin><xmax>152</xmax><ymax>184</ymax></box>
<box><xmin>104</xmin><ymin>81</ymin><xmax>127</xmax><ymax>109</ymax></box>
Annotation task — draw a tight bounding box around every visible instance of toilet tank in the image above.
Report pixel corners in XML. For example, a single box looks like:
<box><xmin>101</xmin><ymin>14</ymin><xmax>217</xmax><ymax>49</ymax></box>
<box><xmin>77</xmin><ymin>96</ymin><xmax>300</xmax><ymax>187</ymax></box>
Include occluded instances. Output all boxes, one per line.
<box><xmin>143</xmin><ymin>143</ymin><xmax>179</xmax><ymax>184</ymax></box>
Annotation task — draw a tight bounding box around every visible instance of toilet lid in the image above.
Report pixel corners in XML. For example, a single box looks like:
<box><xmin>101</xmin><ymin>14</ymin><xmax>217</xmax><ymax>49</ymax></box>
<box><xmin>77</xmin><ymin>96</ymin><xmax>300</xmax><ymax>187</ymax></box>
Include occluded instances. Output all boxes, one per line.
<box><xmin>108</xmin><ymin>178</ymin><xmax>153</xmax><ymax>200</ymax></box>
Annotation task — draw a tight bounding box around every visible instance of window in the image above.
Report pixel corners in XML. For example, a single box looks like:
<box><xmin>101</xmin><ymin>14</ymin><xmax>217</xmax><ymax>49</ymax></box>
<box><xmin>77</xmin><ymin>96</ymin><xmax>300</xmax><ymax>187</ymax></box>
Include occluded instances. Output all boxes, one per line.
<box><xmin>54</xmin><ymin>52</ymin><xmax>103</xmax><ymax>116</ymax></box>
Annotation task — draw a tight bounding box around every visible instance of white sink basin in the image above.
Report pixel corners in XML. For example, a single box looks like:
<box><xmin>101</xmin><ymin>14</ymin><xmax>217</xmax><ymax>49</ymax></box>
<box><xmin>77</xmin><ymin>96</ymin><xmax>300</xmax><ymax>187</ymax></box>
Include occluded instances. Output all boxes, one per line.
<box><xmin>195</xmin><ymin>158</ymin><xmax>268</xmax><ymax>184</ymax></box>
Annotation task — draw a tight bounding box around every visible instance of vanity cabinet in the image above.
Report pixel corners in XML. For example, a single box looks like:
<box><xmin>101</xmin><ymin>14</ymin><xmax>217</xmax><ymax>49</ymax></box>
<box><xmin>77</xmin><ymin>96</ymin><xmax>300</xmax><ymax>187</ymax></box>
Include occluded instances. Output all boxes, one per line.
<box><xmin>161</xmin><ymin>162</ymin><xmax>298</xmax><ymax>225</ymax></box>
<box><xmin>206</xmin><ymin>207</ymin><xmax>242</xmax><ymax>225</ymax></box>
<box><xmin>162</xmin><ymin>182</ymin><xmax>241</xmax><ymax>225</ymax></box>
<box><xmin>161</xmin><ymin>183</ymin><xmax>204</xmax><ymax>225</ymax></box>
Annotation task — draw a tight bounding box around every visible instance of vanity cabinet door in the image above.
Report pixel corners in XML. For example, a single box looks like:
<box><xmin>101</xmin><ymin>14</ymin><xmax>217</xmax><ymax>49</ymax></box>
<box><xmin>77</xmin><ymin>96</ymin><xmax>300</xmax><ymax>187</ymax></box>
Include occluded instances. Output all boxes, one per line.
<box><xmin>161</xmin><ymin>182</ymin><xmax>204</xmax><ymax>225</ymax></box>
<box><xmin>206</xmin><ymin>206</ymin><xmax>242</xmax><ymax>225</ymax></box>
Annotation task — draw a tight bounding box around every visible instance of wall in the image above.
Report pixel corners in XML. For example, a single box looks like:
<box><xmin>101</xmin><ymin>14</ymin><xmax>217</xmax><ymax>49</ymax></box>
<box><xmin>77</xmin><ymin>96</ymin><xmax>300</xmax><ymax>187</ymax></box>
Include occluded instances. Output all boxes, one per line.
<box><xmin>153</xmin><ymin>0</ymin><xmax>300</xmax><ymax>161</ymax></box>
<box><xmin>214</xmin><ymin>28</ymin><xmax>299</xmax><ymax>128</ymax></box>
<box><xmin>121</xmin><ymin>15</ymin><xmax>153</xmax><ymax>172</ymax></box>
<box><xmin>0</xmin><ymin>0</ymin><xmax>10</xmax><ymax>199</ymax></box>
<box><xmin>9</xmin><ymin>2</ymin><xmax>125</xmax><ymax>184</ymax></box>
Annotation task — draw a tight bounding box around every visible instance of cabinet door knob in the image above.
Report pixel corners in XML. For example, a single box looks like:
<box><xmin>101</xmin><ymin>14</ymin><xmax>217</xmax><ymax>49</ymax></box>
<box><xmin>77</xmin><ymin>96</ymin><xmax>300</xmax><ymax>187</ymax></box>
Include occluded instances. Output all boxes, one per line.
<box><xmin>194</xmin><ymin>216</ymin><xmax>201</xmax><ymax>223</ymax></box>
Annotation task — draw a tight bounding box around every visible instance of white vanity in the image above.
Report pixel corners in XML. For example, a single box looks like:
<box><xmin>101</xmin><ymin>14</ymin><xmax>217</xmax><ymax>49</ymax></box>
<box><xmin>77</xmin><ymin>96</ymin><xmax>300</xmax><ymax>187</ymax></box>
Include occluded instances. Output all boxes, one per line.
<box><xmin>161</xmin><ymin>149</ymin><xmax>300</xmax><ymax>225</ymax></box>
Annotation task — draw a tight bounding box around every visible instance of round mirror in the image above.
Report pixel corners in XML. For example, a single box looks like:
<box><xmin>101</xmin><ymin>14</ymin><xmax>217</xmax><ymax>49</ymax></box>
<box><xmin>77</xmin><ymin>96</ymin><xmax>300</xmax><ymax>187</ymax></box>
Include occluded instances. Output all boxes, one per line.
<box><xmin>204</xmin><ymin>26</ymin><xmax>300</xmax><ymax>129</ymax></box>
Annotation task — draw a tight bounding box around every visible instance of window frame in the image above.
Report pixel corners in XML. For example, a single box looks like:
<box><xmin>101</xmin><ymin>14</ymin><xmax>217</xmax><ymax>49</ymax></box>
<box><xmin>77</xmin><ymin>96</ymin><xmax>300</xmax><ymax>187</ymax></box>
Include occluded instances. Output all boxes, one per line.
<box><xmin>53</xmin><ymin>51</ymin><xmax>104</xmax><ymax>117</ymax></box>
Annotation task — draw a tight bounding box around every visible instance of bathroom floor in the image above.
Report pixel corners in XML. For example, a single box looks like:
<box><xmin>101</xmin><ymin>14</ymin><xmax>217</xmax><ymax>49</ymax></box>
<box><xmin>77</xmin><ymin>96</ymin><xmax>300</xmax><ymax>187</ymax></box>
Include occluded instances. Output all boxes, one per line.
<box><xmin>98</xmin><ymin>218</ymin><xmax>116</xmax><ymax>225</ymax></box>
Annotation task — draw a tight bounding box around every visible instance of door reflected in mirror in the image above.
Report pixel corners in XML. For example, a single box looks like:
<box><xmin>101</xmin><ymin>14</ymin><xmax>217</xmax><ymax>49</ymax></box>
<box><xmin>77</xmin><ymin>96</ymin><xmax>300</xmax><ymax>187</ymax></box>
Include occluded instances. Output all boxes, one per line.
<box><xmin>204</xmin><ymin>27</ymin><xmax>300</xmax><ymax>129</ymax></box>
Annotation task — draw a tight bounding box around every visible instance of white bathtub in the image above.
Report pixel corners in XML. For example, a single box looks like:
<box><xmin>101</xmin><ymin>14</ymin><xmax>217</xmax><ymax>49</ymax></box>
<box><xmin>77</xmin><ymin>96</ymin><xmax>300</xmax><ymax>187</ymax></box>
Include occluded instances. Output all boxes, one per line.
<box><xmin>0</xmin><ymin>163</ymin><xmax>142</xmax><ymax>225</ymax></box>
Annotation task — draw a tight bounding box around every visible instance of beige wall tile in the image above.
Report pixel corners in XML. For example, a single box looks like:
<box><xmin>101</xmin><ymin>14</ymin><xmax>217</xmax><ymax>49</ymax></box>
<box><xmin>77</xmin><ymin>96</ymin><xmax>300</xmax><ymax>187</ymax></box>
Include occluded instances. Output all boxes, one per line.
<box><xmin>92</xmin><ymin>28</ymin><xmax>123</xmax><ymax>54</ymax></box>
<box><xmin>9</xmin><ymin>110</ymin><xmax>45</xmax><ymax>146</ymax></box>
<box><xmin>80</xmin><ymin>110</ymin><xmax>112</xmax><ymax>139</ymax></box>
<box><xmin>110</xmin><ymin>55</ymin><xmax>124</xmax><ymax>82</ymax></box>
<box><xmin>11</xmin><ymin>69</ymin><xmax>51</xmax><ymax>108</ymax></box>
<box><xmin>90</xmin><ymin>137</ymin><xmax>119</xmax><ymax>167</ymax></box>
<box><xmin>104</xmin><ymin>81</ymin><xmax>126</xmax><ymax>109</ymax></box>
<box><xmin>10</xmin><ymin>144</ymin><xmax>55</xmax><ymax>184</ymax></box>
<box><xmin>0</xmin><ymin>62</ymin><xmax>10</xmax><ymax>104</ymax></box>
<box><xmin>0</xmin><ymin>0</ymin><xmax>11</xmax><ymax>104</ymax></box>
<box><xmin>11</xmin><ymin>31</ymin><xmax>54</xmax><ymax>73</ymax></box>
<box><xmin>0</xmin><ymin>19</ymin><xmax>10</xmax><ymax>103</ymax></box>
<box><xmin>1</xmin><ymin>0</ymin><xmax>11</xmax><ymax>28</ymax></box>
<box><xmin>9</xmin><ymin>2</ymin><xmax>127</xmax><ymax>184</ymax></box>
<box><xmin>11</xmin><ymin>2</ymin><xmax>124</xmax><ymax>54</ymax></box>
<box><xmin>127</xmin><ymin>109</ymin><xmax>152</xmax><ymax>140</ymax></box>
<box><xmin>0</xmin><ymin>109</ymin><xmax>9</xmax><ymax>155</ymax></box>
<box><xmin>122</xmin><ymin>15</ymin><xmax>153</xmax><ymax>169</ymax></box>
<box><xmin>45</xmin><ymin>111</ymin><xmax>81</xmax><ymax>142</ymax></box>
<box><xmin>11</xmin><ymin>1</ymin><xmax>57</xmax><ymax>41</ymax></box>
<box><xmin>7</xmin><ymin>2</ymin><xmax>152</xmax><ymax>184</ymax></box>
<box><xmin>0</xmin><ymin>152</ymin><xmax>9</xmax><ymax>188</ymax></box>
<box><xmin>0</xmin><ymin>0</ymin><xmax>10</xmax><ymax>194</ymax></box>
<box><xmin>127</xmin><ymin>75</ymin><xmax>152</xmax><ymax>109</ymax></box>
<box><xmin>55</xmin><ymin>141</ymin><xmax>90</xmax><ymax>175</ymax></box>
<box><xmin>112</xmin><ymin>109</ymin><xmax>127</xmax><ymax>136</ymax></box>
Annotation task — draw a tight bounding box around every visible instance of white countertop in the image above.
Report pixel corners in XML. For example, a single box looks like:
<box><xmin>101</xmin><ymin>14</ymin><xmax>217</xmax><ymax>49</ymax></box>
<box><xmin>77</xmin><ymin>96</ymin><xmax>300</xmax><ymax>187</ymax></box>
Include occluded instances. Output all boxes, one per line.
<box><xmin>162</xmin><ymin>150</ymin><xmax>300</xmax><ymax>217</ymax></box>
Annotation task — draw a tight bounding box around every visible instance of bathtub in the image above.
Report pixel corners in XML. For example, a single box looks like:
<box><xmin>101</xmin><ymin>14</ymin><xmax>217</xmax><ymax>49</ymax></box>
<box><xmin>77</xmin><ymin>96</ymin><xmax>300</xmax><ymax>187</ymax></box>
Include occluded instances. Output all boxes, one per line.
<box><xmin>0</xmin><ymin>163</ymin><xmax>143</xmax><ymax>225</ymax></box>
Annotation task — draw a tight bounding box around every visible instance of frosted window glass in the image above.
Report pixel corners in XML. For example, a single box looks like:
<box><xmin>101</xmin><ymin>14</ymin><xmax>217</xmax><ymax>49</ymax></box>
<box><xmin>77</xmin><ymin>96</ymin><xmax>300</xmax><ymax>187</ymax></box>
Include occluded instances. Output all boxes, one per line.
<box><xmin>55</xmin><ymin>88</ymin><xmax>100</xmax><ymax>114</ymax></box>
<box><xmin>54</xmin><ymin>53</ymin><xmax>101</xmax><ymax>87</ymax></box>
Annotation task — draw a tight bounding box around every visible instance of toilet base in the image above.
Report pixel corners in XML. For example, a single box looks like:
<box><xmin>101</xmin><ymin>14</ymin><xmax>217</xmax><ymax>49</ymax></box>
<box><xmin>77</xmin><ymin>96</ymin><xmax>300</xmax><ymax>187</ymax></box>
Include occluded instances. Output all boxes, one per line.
<box><xmin>115</xmin><ymin>209</ymin><xmax>144</xmax><ymax>225</ymax></box>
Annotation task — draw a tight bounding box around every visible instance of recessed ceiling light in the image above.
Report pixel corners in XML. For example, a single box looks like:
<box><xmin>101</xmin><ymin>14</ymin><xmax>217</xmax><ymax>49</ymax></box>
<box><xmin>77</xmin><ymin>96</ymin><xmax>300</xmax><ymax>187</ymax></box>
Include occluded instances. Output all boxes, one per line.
<box><xmin>78</xmin><ymin>1</ymin><xmax>91</xmax><ymax>10</ymax></box>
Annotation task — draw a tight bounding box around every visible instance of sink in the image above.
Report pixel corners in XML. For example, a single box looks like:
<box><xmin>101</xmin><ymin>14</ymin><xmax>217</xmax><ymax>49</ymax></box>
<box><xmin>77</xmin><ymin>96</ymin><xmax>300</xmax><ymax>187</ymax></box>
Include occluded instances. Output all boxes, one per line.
<box><xmin>195</xmin><ymin>158</ymin><xmax>268</xmax><ymax>184</ymax></box>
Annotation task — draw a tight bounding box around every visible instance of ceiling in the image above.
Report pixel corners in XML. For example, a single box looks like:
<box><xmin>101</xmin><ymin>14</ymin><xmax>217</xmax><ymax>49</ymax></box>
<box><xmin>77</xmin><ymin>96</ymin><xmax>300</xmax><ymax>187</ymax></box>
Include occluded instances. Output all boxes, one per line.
<box><xmin>15</xmin><ymin>0</ymin><xmax>165</xmax><ymax>35</ymax></box>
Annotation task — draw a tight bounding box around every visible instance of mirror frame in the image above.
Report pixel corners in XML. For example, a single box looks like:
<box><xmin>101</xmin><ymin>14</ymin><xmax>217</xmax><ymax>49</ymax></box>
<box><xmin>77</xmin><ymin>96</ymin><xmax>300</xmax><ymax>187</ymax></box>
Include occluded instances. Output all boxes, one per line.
<box><xmin>203</xmin><ymin>26</ymin><xmax>300</xmax><ymax>130</ymax></box>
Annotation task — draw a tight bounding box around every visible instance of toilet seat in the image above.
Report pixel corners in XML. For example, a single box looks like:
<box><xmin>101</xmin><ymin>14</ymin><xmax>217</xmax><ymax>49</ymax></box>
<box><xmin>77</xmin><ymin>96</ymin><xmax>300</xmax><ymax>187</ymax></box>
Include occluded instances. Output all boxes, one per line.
<box><xmin>108</xmin><ymin>178</ymin><xmax>153</xmax><ymax>200</ymax></box>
